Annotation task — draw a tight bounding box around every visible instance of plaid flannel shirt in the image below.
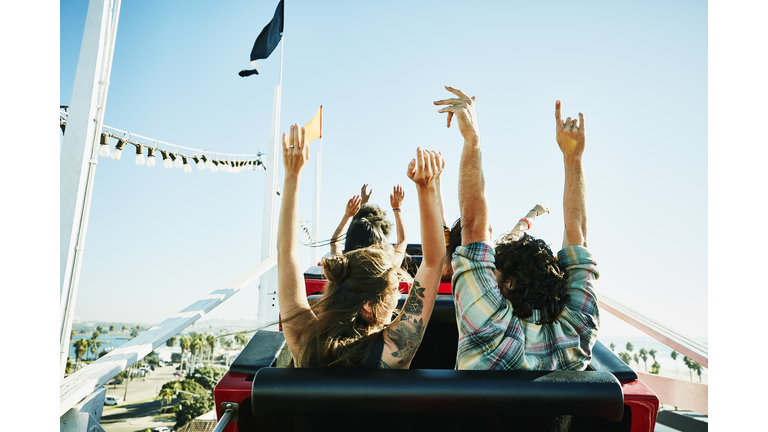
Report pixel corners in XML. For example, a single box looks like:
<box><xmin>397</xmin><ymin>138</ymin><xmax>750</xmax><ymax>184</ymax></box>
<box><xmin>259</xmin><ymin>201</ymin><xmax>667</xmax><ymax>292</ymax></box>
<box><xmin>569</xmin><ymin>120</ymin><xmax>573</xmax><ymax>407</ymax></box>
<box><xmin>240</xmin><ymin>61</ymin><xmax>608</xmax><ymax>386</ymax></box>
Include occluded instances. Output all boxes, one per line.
<box><xmin>452</xmin><ymin>242</ymin><xmax>600</xmax><ymax>370</ymax></box>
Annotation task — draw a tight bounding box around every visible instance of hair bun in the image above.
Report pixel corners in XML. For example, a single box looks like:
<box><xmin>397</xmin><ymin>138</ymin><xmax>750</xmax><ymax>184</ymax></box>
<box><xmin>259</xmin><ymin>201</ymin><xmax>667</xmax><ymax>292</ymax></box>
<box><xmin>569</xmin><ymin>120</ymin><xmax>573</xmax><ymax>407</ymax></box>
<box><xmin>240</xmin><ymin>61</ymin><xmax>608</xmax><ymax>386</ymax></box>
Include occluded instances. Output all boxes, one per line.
<box><xmin>322</xmin><ymin>255</ymin><xmax>350</xmax><ymax>283</ymax></box>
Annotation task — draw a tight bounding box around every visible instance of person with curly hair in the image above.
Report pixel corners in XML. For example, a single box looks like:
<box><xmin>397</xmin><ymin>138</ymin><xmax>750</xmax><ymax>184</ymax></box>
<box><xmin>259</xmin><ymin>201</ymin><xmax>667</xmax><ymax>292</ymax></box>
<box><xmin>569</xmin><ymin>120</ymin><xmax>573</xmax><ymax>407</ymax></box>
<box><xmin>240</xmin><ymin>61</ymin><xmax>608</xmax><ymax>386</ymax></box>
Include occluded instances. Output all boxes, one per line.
<box><xmin>434</xmin><ymin>86</ymin><xmax>599</xmax><ymax>371</ymax></box>
<box><xmin>440</xmin><ymin>203</ymin><xmax>549</xmax><ymax>282</ymax></box>
<box><xmin>276</xmin><ymin>122</ymin><xmax>445</xmax><ymax>368</ymax></box>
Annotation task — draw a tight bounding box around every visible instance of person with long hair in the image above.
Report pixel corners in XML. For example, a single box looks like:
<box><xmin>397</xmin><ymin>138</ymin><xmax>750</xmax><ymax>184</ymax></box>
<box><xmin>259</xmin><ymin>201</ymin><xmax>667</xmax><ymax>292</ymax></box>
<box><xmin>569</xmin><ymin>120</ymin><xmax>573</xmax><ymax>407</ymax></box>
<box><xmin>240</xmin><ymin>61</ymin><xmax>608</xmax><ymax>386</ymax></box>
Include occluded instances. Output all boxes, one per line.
<box><xmin>277</xmin><ymin>123</ymin><xmax>445</xmax><ymax>368</ymax></box>
<box><xmin>434</xmin><ymin>87</ymin><xmax>599</xmax><ymax>371</ymax></box>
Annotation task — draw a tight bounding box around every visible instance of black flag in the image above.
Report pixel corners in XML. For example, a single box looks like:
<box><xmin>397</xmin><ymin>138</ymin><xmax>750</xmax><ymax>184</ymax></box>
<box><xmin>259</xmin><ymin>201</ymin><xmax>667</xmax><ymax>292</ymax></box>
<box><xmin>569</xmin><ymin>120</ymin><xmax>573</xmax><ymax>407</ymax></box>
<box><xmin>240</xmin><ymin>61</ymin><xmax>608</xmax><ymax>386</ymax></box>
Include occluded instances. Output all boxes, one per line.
<box><xmin>239</xmin><ymin>0</ymin><xmax>284</xmax><ymax>77</ymax></box>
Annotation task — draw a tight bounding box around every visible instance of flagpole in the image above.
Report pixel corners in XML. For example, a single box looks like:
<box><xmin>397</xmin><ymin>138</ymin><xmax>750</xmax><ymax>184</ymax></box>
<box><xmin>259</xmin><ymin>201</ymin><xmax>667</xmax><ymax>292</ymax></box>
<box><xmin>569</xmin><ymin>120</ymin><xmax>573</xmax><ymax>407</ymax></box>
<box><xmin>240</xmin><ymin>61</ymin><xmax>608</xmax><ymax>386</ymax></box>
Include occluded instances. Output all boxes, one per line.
<box><xmin>257</xmin><ymin>34</ymin><xmax>284</xmax><ymax>328</ymax></box>
<box><xmin>312</xmin><ymin>138</ymin><xmax>322</xmax><ymax>265</ymax></box>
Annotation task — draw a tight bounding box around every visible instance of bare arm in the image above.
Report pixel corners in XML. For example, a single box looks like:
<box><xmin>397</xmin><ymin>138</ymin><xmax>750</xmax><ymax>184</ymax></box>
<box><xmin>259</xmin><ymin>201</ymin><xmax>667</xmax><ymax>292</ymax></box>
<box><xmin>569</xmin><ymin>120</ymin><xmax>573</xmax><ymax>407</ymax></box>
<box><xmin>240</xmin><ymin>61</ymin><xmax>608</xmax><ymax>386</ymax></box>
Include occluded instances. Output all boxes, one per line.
<box><xmin>360</xmin><ymin>183</ymin><xmax>373</xmax><ymax>206</ymax></box>
<box><xmin>390</xmin><ymin>184</ymin><xmax>407</xmax><ymax>267</ymax></box>
<box><xmin>555</xmin><ymin>101</ymin><xmax>588</xmax><ymax>248</ymax></box>
<box><xmin>329</xmin><ymin>195</ymin><xmax>361</xmax><ymax>256</ymax></box>
<box><xmin>508</xmin><ymin>203</ymin><xmax>549</xmax><ymax>240</ymax></box>
<box><xmin>435</xmin><ymin>159</ymin><xmax>449</xmax><ymax>229</ymax></box>
<box><xmin>276</xmin><ymin>124</ymin><xmax>314</xmax><ymax>355</ymax></box>
<box><xmin>381</xmin><ymin>149</ymin><xmax>445</xmax><ymax>369</ymax></box>
<box><xmin>434</xmin><ymin>86</ymin><xmax>487</xmax><ymax>245</ymax></box>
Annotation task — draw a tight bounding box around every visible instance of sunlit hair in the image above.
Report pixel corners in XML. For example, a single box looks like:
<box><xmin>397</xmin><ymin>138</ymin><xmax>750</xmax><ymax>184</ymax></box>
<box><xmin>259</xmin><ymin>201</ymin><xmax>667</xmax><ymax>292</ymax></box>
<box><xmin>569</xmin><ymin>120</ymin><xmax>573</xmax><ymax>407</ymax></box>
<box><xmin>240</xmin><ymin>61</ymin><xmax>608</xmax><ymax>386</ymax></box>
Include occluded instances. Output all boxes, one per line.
<box><xmin>344</xmin><ymin>204</ymin><xmax>392</xmax><ymax>253</ymax></box>
<box><xmin>494</xmin><ymin>233</ymin><xmax>569</xmax><ymax>325</ymax></box>
<box><xmin>294</xmin><ymin>244</ymin><xmax>412</xmax><ymax>368</ymax></box>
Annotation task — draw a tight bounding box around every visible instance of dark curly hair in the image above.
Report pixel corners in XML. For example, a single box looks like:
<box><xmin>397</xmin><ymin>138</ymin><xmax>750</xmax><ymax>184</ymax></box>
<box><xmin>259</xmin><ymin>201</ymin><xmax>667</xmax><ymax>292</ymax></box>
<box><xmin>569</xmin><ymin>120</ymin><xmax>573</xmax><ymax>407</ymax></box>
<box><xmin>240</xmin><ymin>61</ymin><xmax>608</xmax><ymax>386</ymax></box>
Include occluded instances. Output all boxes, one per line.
<box><xmin>344</xmin><ymin>204</ymin><xmax>392</xmax><ymax>253</ymax></box>
<box><xmin>494</xmin><ymin>233</ymin><xmax>569</xmax><ymax>325</ymax></box>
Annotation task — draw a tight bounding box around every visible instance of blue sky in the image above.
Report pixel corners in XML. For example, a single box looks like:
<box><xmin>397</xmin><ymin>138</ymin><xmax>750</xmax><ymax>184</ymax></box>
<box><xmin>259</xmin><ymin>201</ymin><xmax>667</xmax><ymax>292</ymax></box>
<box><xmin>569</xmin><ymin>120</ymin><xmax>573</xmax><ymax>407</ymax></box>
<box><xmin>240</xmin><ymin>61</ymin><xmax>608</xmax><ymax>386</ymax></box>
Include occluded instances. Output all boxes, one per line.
<box><xmin>55</xmin><ymin>0</ymin><xmax>712</xmax><ymax>338</ymax></box>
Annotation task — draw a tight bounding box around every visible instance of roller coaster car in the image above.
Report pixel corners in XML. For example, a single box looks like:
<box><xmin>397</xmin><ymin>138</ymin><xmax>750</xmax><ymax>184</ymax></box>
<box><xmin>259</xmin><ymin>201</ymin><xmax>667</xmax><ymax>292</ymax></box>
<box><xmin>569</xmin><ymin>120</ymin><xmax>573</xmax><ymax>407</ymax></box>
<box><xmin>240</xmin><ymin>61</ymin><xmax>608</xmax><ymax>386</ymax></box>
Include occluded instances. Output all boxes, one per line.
<box><xmin>214</xmin><ymin>247</ymin><xmax>659</xmax><ymax>432</ymax></box>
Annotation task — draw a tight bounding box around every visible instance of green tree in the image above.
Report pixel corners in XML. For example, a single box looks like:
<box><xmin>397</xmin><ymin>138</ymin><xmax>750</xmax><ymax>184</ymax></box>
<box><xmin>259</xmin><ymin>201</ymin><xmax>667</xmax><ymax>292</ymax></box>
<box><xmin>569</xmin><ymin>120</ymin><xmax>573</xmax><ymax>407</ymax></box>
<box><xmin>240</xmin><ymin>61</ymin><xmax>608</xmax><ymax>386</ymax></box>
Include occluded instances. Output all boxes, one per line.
<box><xmin>683</xmin><ymin>356</ymin><xmax>693</xmax><ymax>381</ymax></box>
<box><xmin>179</xmin><ymin>337</ymin><xmax>191</xmax><ymax>370</ymax></box>
<box><xmin>175</xmin><ymin>393</ymin><xmax>214</xmax><ymax>430</ymax></box>
<box><xmin>66</xmin><ymin>356</ymin><xmax>73</xmax><ymax>375</ymax></box>
<box><xmin>190</xmin><ymin>338</ymin><xmax>203</xmax><ymax>374</ymax></box>
<box><xmin>650</xmin><ymin>361</ymin><xmax>660</xmax><ymax>374</ymax></box>
<box><xmin>625</xmin><ymin>342</ymin><xmax>633</xmax><ymax>353</ymax></box>
<box><xmin>122</xmin><ymin>325</ymin><xmax>126</xmax><ymax>332</ymax></box>
<box><xmin>92</xmin><ymin>331</ymin><xmax>100</xmax><ymax>341</ymax></box>
<box><xmin>73</xmin><ymin>339</ymin><xmax>88</xmax><ymax>370</ymax></box>
<box><xmin>193</xmin><ymin>366</ymin><xmax>226</xmax><ymax>391</ymax></box>
<box><xmin>158</xmin><ymin>388</ymin><xmax>176</xmax><ymax>411</ymax></box>
<box><xmin>639</xmin><ymin>348</ymin><xmax>648</xmax><ymax>371</ymax></box>
<box><xmin>97</xmin><ymin>325</ymin><xmax>103</xmax><ymax>333</ymax></box>
<box><xmin>618</xmin><ymin>351</ymin><xmax>631</xmax><ymax>365</ymax></box>
<box><xmin>206</xmin><ymin>334</ymin><xmax>216</xmax><ymax>363</ymax></box>
<box><xmin>70</xmin><ymin>330</ymin><xmax>75</xmax><ymax>340</ymax></box>
<box><xmin>633</xmin><ymin>353</ymin><xmax>640</xmax><ymax>370</ymax></box>
<box><xmin>167</xmin><ymin>336</ymin><xmax>177</xmax><ymax>349</ymax></box>
<box><xmin>109</xmin><ymin>325</ymin><xmax>115</xmax><ymax>332</ymax></box>
<box><xmin>670</xmin><ymin>350</ymin><xmax>679</xmax><ymax>375</ymax></box>
<box><xmin>609</xmin><ymin>342</ymin><xmax>615</xmax><ymax>352</ymax></box>
<box><xmin>695</xmin><ymin>363</ymin><xmax>703</xmax><ymax>383</ymax></box>
<box><xmin>649</xmin><ymin>349</ymin><xmax>657</xmax><ymax>361</ymax></box>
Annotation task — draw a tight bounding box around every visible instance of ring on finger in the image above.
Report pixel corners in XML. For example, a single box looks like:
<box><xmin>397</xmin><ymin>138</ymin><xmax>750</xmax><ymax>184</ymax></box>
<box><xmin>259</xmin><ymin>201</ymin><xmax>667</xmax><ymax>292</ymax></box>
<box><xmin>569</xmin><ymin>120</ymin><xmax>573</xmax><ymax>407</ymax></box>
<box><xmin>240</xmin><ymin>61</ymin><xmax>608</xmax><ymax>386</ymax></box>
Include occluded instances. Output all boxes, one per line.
<box><xmin>287</xmin><ymin>145</ymin><xmax>295</xmax><ymax>148</ymax></box>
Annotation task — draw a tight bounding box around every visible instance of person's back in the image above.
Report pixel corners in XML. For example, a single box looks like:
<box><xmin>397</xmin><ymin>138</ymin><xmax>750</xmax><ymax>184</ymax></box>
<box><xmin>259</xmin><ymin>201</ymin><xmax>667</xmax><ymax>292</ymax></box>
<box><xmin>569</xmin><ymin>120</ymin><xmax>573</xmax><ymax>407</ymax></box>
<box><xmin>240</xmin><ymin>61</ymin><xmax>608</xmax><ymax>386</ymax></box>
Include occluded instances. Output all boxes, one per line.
<box><xmin>434</xmin><ymin>87</ymin><xmax>599</xmax><ymax>371</ymax></box>
<box><xmin>275</xmin><ymin>122</ymin><xmax>446</xmax><ymax>370</ymax></box>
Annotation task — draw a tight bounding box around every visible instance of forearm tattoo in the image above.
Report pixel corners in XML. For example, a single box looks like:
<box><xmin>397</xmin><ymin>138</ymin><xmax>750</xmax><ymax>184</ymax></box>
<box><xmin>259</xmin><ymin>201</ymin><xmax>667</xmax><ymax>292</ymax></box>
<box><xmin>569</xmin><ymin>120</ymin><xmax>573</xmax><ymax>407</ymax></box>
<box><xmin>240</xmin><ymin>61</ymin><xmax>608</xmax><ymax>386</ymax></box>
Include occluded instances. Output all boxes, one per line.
<box><xmin>388</xmin><ymin>281</ymin><xmax>426</xmax><ymax>364</ymax></box>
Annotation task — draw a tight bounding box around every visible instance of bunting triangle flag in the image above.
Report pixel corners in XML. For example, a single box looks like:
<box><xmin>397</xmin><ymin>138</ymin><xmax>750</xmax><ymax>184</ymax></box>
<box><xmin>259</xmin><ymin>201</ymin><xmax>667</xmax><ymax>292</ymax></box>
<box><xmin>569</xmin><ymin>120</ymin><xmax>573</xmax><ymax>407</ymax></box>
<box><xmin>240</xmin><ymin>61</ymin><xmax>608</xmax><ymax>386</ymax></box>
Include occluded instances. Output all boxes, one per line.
<box><xmin>304</xmin><ymin>106</ymin><xmax>322</xmax><ymax>143</ymax></box>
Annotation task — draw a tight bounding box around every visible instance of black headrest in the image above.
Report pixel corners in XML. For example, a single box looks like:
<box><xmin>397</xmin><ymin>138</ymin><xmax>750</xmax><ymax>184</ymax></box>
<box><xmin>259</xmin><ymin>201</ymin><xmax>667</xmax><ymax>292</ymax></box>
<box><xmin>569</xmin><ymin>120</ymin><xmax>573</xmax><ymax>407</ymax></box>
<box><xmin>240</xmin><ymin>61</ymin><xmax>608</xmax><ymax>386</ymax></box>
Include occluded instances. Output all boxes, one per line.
<box><xmin>251</xmin><ymin>368</ymin><xmax>624</xmax><ymax>422</ymax></box>
<box><xmin>229</xmin><ymin>331</ymin><xmax>286</xmax><ymax>375</ymax></box>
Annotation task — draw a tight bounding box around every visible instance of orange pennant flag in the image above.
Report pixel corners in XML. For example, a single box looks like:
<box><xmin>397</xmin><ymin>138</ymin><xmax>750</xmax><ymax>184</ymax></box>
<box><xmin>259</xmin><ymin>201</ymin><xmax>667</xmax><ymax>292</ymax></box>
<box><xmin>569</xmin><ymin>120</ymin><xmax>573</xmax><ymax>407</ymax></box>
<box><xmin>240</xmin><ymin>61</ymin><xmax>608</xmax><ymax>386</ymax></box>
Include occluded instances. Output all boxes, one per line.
<box><xmin>304</xmin><ymin>105</ymin><xmax>322</xmax><ymax>143</ymax></box>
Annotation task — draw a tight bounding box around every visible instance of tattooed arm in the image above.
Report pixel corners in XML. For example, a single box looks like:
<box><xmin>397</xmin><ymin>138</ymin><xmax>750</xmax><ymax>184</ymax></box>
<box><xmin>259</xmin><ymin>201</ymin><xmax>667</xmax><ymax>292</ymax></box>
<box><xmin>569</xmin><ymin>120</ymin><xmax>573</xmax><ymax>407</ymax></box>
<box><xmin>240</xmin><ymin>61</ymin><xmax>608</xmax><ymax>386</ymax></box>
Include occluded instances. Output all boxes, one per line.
<box><xmin>380</xmin><ymin>148</ymin><xmax>445</xmax><ymax>368</ymax></box>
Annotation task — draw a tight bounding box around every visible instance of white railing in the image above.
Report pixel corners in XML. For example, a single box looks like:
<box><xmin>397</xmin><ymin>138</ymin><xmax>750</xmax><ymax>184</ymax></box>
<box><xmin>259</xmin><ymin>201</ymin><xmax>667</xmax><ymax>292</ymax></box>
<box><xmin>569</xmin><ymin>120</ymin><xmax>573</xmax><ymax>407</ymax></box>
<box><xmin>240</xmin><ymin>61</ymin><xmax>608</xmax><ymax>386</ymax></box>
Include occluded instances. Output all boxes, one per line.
<box><xmin>60</xmin><ymin>254</ymin><xmax>276</xmax><ymax>416</ymax></box>
<box><xmin>598</xmin><ymin>291</ymin><xmax>708</xmax><ymax>414</ymax></box>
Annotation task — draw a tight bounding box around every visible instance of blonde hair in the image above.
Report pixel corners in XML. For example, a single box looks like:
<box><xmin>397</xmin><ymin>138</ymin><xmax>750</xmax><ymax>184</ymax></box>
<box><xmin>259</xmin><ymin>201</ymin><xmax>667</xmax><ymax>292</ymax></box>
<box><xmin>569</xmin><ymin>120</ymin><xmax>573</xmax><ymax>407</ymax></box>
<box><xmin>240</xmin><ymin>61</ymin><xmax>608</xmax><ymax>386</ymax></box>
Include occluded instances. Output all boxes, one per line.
<box><xmin>294</xmin><ymin>244</ymin><xmax>411</xmax><ymax>368</ymax></box>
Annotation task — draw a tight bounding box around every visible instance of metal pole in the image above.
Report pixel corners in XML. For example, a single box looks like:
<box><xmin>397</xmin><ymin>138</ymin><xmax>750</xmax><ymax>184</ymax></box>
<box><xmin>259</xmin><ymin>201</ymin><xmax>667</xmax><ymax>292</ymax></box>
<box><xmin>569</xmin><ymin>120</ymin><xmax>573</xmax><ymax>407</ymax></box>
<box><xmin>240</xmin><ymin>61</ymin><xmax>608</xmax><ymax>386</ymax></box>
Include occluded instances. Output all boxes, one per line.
<box><xmin>311</xmin><ymin>139</ymin><xmax>322</xmax><ymax>264</ymax></box>
<box><xmin>60</xmin><ymin>0</ymin><xmax>121</xmax><ymax>380</ymax></box>
<box><xmin>257</xmin><ymin>36</ymin><xmax>284</xmax><ymax>327</ymax></box>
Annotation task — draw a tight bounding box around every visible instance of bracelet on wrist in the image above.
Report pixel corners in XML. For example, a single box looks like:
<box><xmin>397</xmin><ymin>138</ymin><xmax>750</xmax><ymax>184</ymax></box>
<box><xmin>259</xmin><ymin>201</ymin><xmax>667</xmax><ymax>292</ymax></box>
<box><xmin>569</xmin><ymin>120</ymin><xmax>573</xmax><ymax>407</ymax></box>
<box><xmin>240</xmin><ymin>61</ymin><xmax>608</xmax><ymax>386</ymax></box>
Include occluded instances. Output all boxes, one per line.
<box><xmin>392</xmin><ymin>208</ymin><xmax>401</xmax><ymax>212</ymax></box>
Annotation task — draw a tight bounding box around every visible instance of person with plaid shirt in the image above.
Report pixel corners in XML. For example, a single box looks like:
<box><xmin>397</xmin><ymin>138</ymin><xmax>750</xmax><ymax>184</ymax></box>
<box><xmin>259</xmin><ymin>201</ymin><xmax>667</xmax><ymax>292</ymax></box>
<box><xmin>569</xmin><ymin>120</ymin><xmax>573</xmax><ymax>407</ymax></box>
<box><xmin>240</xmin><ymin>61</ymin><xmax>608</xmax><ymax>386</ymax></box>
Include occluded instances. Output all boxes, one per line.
<box><xmin>433</xmin><ymin>87</ymin><xmax>599</xmax><ymax>370</ymax></box>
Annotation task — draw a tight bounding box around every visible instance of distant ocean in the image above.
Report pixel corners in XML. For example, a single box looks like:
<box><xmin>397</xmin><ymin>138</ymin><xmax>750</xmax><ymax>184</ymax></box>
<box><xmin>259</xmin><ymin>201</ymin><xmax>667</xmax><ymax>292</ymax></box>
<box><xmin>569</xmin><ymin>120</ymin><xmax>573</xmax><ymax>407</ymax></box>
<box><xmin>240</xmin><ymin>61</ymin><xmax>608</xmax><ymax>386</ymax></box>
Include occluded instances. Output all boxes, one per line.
<box><xmin>68</xmin><ymin>333</ymin><xmax>132</xmax><ymax>361</ymax></box>
<box><xmin>596</xmin><ymin>335</ymin><xmax>708</xmax><ymax>377</ymax></box>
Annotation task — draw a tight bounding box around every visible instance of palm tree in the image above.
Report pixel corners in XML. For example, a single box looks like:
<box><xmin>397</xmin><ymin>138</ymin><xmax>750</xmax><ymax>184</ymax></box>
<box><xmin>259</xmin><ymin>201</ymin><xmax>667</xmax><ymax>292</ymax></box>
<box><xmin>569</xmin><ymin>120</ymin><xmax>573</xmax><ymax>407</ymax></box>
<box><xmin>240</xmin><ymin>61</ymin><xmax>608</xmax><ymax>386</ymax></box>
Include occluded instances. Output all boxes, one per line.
<box><xmin>190</xmin><ymin>339</ymin><xmax>202</xmax><ymax>374</ymax></box>
<box><xmin>90</xmin><ymin>343</ymin><xmax>98</xmax><ymax>361</ymax></box>
<box><xmin>618</xmin><ymin>352</ymin><xmax>631</xmax><ymax>365</ymax></box>
<box><xmin>683</xmin><ymin>356</ymin><xmax>693</xmax><ymax>381</ymax></box>
<box><xmin>158</xmin><ymin>388</ymin><xmax>176</xmax><ymax>411</ymax></box>
<box><xmin>649</xmin><ymin>349</ymin><xmax>657</xmax><ymax>362</ymax></box>
<box><xmin>74</xmin><ymin>339</ymin><xmax>88</xmax><ymax>370</ymax></box>
<box><xmin>207</xmin><ymin>334</ymin><xmax>216</xmax><ymax>363</ymax></box>
<box><xmin>97</xmin><ymin>325</ymin><xmax>103</xmax><ymax>333</ymax></box>
<box><xmin>179</xmin><ymin>336</ymin><xmax>190</xmax><ymax>370</ymax></box>
<box><xmin>167</xmin><ymin>336</ymin><xmax>177</xmax><ymax>350</ymax></box>
<box><xmin>639</xmin><ymin>348</ymin><xmax>648</xmax><ymax>371</ymax></box>
<box><xmin>651</xmin><ymin>361</ymin><xmax>660</xmax><ymax>374</ymax></box>
<box><xmin>695</xmin><ymin>363</ymin><xmax>703</xmax><ymax>383</ymax></box>
<box><xmin>633</xmin><ymin>353</ymin><xmax>640</xmax><ymax>370</ymax></box>
<box><xmin>670</xmin><ymin>350</ymin><xmax>679</xmax><ymax>376</ymax></box>
<box><xmin>110</xmin><ymin>325</ymin><xmax>115</xmax><ymax>332</ymax></box>
<box><xmin>122</xmin><ymin>325</ymin><xmax>126</xmax><ymax>332</ymax></box>
<box><xmin>609</xmin><ymin>343</ymin><xmax>615</xmax><ymax>352</ymax></box>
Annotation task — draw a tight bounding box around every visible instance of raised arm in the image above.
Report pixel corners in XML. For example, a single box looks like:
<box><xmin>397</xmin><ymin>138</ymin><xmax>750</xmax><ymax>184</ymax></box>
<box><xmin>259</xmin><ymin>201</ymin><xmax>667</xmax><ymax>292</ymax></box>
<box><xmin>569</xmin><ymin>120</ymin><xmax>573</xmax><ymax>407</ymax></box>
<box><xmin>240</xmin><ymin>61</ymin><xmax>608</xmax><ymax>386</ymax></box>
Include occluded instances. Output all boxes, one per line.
<box><xmin>276</xmin><ymin>124</ymin><xmax>314</xmax><ymax>353</ymax></box>
<box><xmin>381</xmin><ymin>148</ymin><xmax>445</xmax><ymax>369</ymax></box>
<box><xmin>360</xmin><ymin>183</ymin><xmax>373</xmax><ymax>206</ymax></box>
<box><xmin>434</xmin><ymin>86</ymin><xmax>486</xmax><ymax>245</ymax></box>
<box><xmin>508</xmin><ymin>203</ymin><xmax>549</xmax><ymax>240</ymax></box>
<box><xmin>389</xmin><ymin>184</ymin><xmax>407</xmax><ymax>267</ymax></box>
<box><xmin>329</xmin><ymin>194</ymin><xmax>361</xmax><ymax>257</ymax></box>
<box><xmin>555</xmin><ymin>101</ymin><xmax>588</xmax><ymax>248</ymax></box>
<box><xmin>435</xmin><ymin>157</ymin><xmax>449</xmax><ymax>229</ymax></box>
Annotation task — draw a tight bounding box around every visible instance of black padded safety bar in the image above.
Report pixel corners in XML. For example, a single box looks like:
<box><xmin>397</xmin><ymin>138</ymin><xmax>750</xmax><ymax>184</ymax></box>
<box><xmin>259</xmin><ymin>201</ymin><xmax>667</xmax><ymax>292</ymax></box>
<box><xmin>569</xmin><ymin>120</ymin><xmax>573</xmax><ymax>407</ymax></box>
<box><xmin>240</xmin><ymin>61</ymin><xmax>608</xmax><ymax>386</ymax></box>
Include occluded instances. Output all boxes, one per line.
<box><xmin>229</xmin><ymin>331</ymin><xmax>286</xmax><ymax>375</ymax></box>
<box><xmin>251</xmin><ymin>368</ymin><xmax>624</xmax><ymax>422</ymax></box>
<box><xmin>590</xmin><ymin>341</ymin><xmax>638</xmax><ymax>383</ymax></box>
